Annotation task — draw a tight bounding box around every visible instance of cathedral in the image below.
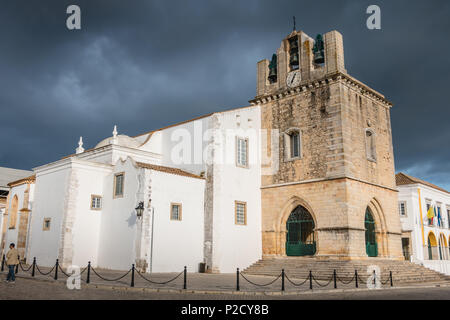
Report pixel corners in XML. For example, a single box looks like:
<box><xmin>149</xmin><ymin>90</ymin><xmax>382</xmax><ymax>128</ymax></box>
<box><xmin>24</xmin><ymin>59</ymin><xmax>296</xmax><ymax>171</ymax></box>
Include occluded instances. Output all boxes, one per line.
<box><xmin>0</xmin><ymin>28</ymin><xmax>403</xmax><ymax>274</ymax></box>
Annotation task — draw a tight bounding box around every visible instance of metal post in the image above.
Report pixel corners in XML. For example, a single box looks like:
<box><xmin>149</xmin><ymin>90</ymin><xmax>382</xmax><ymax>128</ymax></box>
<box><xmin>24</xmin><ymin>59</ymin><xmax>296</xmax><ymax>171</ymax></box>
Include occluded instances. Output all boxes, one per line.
<box><xmin>87</xmin><ymin>261</ymin><xmax>91</xmax><ymax>284</ymax></box>
<box><xmin>281</xmin><ymin>269</ymin><xmax>285</xmax><ymax>292</ymax></box>
<box><xmin>333</xmin><ymin>269</ymin><xmax>337</xmax><ymax>289</ymax></box>
<box><xmin>355</xmin><ymin>270</ymin><xmax>358</xmax><ymax>288</ymax></box>
<box><xmin>131</xmin><ymin>264</ymin><xmax>135</xmax><ymax>287</ymax></box>
<box><xmin>183</xmin><ymin>266</ymin><xmax>187</xmax><ymax>290</ymax></box>
<box><xmin>54</xmin><ymin>259</ymin><xmax>59</xmax><ymax>280</ymax></box>
<box><xmin>373</xmin><ymin>269</ymin><xmax>376</xmax><ymax>286</ymax></box>
<box><xmin>150</xmin><ymin>207</ymin><xmax>154</xmax><ymax>274</ymax></box>
<box><xmin>236</xmin><ymin>268</ymin><xmax>240</xmax><ymax>291</ymax></box>
<box><xmin>309</xmin><ymin>270</ymin><xmax>312</xmax><ymax>290</ymax></box>
<box><xmin>390</xmin><ymin>271</ymin><xmax>393</xmax><ymax>287</ymax></box>
<box><xmin>31</xmin><ymin>257</ymin><xmax>36</xmax><ymax>277</ymax></box>
<box><xmin>15</xmin><ymin>255</ymin><xmax>19</xmax><ymax>274</ymax></box>
<box><xmin>1</xmin><ymin>254</ymin><xmax>4</xmax><ymax>272</ymax></box>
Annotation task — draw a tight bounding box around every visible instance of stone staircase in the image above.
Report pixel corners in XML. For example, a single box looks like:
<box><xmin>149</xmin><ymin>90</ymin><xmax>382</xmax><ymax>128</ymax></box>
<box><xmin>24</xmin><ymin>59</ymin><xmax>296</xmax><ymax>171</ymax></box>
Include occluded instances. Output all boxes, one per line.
<box><xmin>243</xmin><ymin>257</ymin><xmax>450</xmax><ymax>284</ymax></box>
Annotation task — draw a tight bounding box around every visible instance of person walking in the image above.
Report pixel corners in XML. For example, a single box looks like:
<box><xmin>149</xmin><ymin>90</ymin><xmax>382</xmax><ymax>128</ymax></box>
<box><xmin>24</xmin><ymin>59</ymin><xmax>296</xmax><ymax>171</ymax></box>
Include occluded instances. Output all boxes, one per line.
<box><xmin>5</xmin><ymin>243</ymin><xmax>19</xmax><ymax>283</ymax></box>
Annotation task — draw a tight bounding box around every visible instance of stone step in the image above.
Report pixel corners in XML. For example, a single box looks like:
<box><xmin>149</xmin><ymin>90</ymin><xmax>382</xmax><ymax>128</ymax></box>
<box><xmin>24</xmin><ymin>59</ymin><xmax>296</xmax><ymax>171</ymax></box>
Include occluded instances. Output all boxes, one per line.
<box><xmin>243</xmin><ymin>258</ymin><xmax>450</xmax><ymax>284</ymax></box>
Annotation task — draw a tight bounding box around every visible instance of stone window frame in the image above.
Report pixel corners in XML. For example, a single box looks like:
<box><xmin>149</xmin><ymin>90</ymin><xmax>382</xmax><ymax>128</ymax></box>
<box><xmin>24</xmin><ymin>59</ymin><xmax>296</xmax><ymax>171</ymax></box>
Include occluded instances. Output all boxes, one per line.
<box><xmin>90</xmin><ymin>195</ymin><xmax>102</xmax><ymax>211</ymax></box>
<box><xmin>113</xmin><ymin>172</ymin><xmax>125</xmax><ymax>199</ymax></box>
<box><xmin>398</xmin><ymin>201</ymin><xmax>407</xmax><ymax>217</ymax></box>
<box><xmin>436</xmin><ymin>202</ymin><xmax>443</xmax><ymax>228</ymax></box>
<box><xmin>283</xmin><ymin>127</ymin><xmax>302</xmax><ymax>161</ymax></box>
<box><xmin>235</xmin><ymin>136</ymin><xmax>249</xmax><ymax>168</ymax></box>
<box><xmin>43</xmin><ymin>218</ymin><xmax>51</xmax><ymax>231</ymax></box>
<box><xmin>235</xmin><ymin>201</ymin><xmax>247</xmax><ymax>226</ymax></box>
<box><xmin>170</xmin><ymin>203</ymin><xmax>182</xmax><ymax>221</ymax></box>
<box><xmin>365</xmin><ymin>128</ymin><xmax>377</xmax><ymax>162</ymax></box>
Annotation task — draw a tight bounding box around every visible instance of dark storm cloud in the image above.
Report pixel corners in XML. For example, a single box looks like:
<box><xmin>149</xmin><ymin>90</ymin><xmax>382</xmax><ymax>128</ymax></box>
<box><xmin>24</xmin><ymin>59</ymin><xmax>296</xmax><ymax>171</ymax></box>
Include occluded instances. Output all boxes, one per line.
<box><xmin>0</xmin><ymin>0</ymin><xmax>449</xmax><ymax>189</ymax></box>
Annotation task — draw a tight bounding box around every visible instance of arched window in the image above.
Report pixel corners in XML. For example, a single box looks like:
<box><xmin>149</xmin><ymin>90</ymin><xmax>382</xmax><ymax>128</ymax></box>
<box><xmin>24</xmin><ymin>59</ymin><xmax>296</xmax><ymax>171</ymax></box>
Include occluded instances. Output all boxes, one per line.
<box><xmin>427</xmin><ymin>232</ymin><xmax>437</xmax><ymax>260</ymax></box>
<box><xmin>9</xmin><ymin>195</ymin><xmax>18</xmax><ymax>229</ymax></box>
<box><xmin>284</xmin><ymin>128</ymin><xmax>301</xmax><ymax>160</ymax></box>
<box><xmin>365</xmin><ymin>129</ymin><xmax>376</xmax><ymax>161</ymax></box>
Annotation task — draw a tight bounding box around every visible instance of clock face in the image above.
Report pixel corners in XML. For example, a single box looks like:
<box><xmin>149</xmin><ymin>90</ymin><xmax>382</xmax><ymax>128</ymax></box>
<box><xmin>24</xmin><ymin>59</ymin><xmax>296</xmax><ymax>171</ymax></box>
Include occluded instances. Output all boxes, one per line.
<box><xmin>286</xmin><ymin>70</ymin><xmax>301</xmax><ymax>88</ymax></box>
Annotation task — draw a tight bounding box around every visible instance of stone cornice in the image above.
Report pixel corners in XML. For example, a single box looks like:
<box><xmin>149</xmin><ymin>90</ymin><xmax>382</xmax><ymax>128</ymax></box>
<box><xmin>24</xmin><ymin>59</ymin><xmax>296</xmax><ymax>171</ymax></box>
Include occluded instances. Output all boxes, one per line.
<box><xmin>249</xmin><ymin>71</ymin><xmax>393</xmax><ymax>108</ymax></box>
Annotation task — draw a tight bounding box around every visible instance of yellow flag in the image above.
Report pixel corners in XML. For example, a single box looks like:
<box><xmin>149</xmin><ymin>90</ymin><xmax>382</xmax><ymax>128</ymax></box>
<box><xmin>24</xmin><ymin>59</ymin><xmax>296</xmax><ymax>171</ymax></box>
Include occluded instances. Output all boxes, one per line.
<box><xmin>426</xmin><ymin>205</ymin><xmax>434</xmax><ymax>219</ymax></box>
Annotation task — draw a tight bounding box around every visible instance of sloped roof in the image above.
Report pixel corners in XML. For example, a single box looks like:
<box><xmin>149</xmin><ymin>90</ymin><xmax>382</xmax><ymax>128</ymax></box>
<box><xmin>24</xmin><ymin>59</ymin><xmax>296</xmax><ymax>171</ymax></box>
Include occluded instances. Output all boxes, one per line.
<box><xmin>396</xmin><ymin>172</ymin><xmax>449</xmax><ymax>194</ymax></box>
<box><xmin>136</xmin><ymin>162</ymin><xmax>204</xmax><ymax>180</ymax></box>
<box><xmin>7</xmin><ymin>175</ymin><xmax>36</xmax><ymax>187</ymax></box>
<box><xmin>0</xmin><ymin>167</ymin><xmax>33</xmax><ymax>189</ymax></box>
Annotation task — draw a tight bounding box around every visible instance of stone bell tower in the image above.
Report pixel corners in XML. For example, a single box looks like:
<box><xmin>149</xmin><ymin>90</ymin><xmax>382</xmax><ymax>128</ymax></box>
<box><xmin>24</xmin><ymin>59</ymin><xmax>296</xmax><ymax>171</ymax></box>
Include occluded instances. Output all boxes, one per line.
<box><xmin>251</xmin><ymin>29</ymin><xmax>403</xmax><ymax>260</ymax></box>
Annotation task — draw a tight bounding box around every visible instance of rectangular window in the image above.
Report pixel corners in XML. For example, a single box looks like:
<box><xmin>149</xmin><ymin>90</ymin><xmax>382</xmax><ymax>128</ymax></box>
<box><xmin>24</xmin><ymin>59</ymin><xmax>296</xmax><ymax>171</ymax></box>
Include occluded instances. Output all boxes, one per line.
<box><xmin>447</xmin><ymin>207</ymin><xmax>450</xmax><ymax>229</ymax></box>
<box><xmin>114</xmin><ymin>173</ymin><xmax>124</xmax><ymax>198</ymax></box>
<box><xmin>235</xmin><ymin>201</ymin><xmax>247</xmax><ymax>225</ymax></box>
<box><xmin>290</xmin><ymin>132</ymin><xmax>300</xmax><ymax>158</ymax></box>
<box><xmin>426</xmin><ymin>202</ymin><xmax>431</xmax><ymax>225</ymax></box>
<box><xmin>170</xmin><ymin>203</ymin><xmax>182</xmax><ymax>221</ymax></box>
<box><xmin>398</xmin><ymin>201</ymin><xmax>407</xmax><ymax>217</ymax></box>
<box><xmin>43</xmin><ymin>218</ymin><xmax>51</xmax><ymax>231</ymax></box>
<box><xmin>91</xmin><ymin>195</ymin><xmax>102</xmax><ymax>210</ymax></box>
<box><xmin>236</xmin><ymin>137</ymin><xmax>248</xmax><ymax>167</ymax></box>
<box><xmin>436</xmin><ymin>205</ymin><xmax>442</xmax><ymax>227</ymax></box>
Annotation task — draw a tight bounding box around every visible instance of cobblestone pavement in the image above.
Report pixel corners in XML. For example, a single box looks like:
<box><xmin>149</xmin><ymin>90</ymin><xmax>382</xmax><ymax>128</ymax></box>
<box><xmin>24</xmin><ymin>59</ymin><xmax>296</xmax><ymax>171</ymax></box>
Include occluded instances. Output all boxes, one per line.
<box><xmin>0</xmin><ymin>277</ymin><xmax>450</xmax><ymax>300</ymax></box>
<box><xmin>4</xmin><ymin>264</ymin><xmax>437</xmax><ymax>293</ymax></box>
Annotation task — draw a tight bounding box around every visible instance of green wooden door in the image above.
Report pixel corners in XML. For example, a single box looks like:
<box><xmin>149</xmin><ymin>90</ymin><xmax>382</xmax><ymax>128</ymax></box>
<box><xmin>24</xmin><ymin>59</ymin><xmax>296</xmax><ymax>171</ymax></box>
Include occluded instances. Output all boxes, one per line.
<box><xmin>365</xmin><ymin>208</ymin><xmax>378</xmax><ymax>257</ymax></box>
<box><xmin>286</xmin><ymin>206</ymin><xmax>316</xmax><ymax>256</ymax></box>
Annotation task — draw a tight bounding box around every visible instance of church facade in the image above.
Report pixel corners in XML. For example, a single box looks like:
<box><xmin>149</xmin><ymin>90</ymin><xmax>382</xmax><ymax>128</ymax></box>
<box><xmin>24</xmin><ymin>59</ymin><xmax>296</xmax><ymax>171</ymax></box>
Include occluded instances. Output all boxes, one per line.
<box><xmin>0</xmin><ymin>28</ymin><xmax>403</xmax><ymax>274</ymax></box>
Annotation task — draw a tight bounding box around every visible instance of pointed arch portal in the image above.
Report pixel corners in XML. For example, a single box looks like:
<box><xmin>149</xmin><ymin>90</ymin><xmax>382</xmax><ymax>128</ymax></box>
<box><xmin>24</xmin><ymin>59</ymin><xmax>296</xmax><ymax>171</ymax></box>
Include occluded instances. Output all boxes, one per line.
<box><xmin>365</xmin><ymin>208</ymin><xmax>378</xmax><ymax>257</ymax></box>
<box><xmin>285</xmin><ymin>205</ymin><xmax>316</xmax><ymax>256</ymax></box>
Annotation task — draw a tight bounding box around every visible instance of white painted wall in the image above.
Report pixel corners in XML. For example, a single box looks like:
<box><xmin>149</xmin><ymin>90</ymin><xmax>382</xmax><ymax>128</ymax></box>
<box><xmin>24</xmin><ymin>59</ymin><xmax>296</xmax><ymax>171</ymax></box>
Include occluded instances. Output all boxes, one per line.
<box><xmin>210</xmin><ymin>107</ymin><xmax>262</xmax><ymax>273</ymax></box>
<box><xmin>70</xmin><ymin>162</ymin><xmax>111</xmax><ymax>267</ymax></box>
<box><xmin>28</xmin><ymin>166</ymin><xmax>70</xmax><ymax>266</ymax></box>
<box><xmin>148</xmin><ymin>169</ymin><xmax>205</xmax><ymax>273</ymax></box>
<box><xmin>398</xmin><ymin>183</ymin><xmax>450</xmax><ymax>275</ymax></box>
<box><xmin>97</xmin><ymin>158</ymin><xmax>140</xmax><ymax>270</ymax></box>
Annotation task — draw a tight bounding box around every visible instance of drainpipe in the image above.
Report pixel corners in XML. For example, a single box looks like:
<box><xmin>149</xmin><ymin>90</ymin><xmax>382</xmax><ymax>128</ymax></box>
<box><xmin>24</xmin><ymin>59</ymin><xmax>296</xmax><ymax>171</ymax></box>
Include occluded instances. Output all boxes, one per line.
<box><xmin>150</xmin><ymin>207</ymin><xmax>155</xmax><ymax>274</ymax></box>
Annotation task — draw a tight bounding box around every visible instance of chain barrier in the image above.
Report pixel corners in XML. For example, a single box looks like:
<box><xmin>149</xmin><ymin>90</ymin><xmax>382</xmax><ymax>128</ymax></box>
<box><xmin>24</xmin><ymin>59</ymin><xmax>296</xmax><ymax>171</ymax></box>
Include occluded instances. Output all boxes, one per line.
<box><xmin>311</xmin><ymin>274</ymin><xmax>334</xmax><ymax>287</ymax></box>
<box><xmin>240</xmin><ymin>272</ymin><xmax>282</xmax><ymax>287</ymax></box>
<box><xmin>3</xmin><ymin>256</ymin><xmax>396</xmax><ymax>291</ymax></box>
<box><xmin>336</xmin><ymin>273</ymin><xmax>356</xmax><ymax>285</ymax></box>
<box><xmin>90</xmin><ymin>267</ymin><xmax>131</xmax><ymax>282</ymax></box>
<box><xmin>19</xmin><ymin>262</ymin><xmax>33</xmax><ymax>272</ymax></box>
<box><xmin>284</xmin><ymin>274</ymin><xmax>309</xmax><ymax>287</ymax></box>
<box><xmin>357</xmin><ymin>274</ymin><xmax>368</xmax><ymax>285</ymax></box>
<box><xmin>35</xmin><ymin>265</ymin><xmax>55</xmax><ymax>276</ymax></box>
<box><xmin>136</xmin><ymin>269</ymin><xmax>183</xmax><ymax>285</ymax></box>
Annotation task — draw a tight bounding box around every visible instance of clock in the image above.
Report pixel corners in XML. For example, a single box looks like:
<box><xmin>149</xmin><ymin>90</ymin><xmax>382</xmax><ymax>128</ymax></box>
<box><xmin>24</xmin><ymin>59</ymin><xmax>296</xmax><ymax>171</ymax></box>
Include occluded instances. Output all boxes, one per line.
<box><xmin>286</xmin><ymin>70</ymin><xmax>301</xmax><ymax>88</ymax></box>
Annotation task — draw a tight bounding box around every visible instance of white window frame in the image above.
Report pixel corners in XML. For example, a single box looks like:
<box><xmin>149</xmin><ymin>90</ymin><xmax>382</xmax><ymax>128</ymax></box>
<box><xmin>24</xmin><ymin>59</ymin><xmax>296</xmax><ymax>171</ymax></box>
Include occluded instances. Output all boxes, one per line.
<box><xmin>235</xmin><ymin>201</ymin><xmax>247</xmax><ymax>225</ymax></box>
<box><xmin>399</xmin><ymin>201</ymin><xmax>407</xmax><ymax>217</ymax></box>
<box><xmin>236</xmin><ymin>137</ymin><xmax>249</xmax><ymax>168</ymax></box>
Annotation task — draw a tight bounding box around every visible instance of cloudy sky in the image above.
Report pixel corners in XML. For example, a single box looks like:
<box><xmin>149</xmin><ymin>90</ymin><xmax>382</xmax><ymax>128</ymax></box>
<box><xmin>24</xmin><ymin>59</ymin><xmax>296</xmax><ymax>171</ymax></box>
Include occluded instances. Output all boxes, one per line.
<box><xmin>0</xmin><ymin>0</ymin><xmax>449</xmax><ymax>190</ymax></box>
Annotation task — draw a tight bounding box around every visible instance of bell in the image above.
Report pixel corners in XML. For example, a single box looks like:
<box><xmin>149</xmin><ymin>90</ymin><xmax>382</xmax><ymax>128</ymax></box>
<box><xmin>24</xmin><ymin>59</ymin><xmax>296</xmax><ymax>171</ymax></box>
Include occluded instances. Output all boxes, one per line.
<box><xmin>314</xmin><ymin>51</ymin><xmax>324</xmax><ymax>64</ymax></box>
<box><xmin>268</xmin><ymin>68</ymin><xmax>277</xmax><ymax>83</ymax></box>
<box><xmin>290</xmin><ymin>53</ymin><xmax>299</xmax><ymax>67</ymax></box>
<box><xmin>267</xmin><ymin>53</ymin><xmax>278</xmax><ymax>83</ymax></box>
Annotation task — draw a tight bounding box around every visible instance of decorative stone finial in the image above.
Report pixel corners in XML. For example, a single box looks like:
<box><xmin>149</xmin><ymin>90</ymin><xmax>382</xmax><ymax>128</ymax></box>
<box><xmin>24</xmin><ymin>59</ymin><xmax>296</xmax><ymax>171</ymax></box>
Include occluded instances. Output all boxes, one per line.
<box><xmin>111</xmin><ymin>125</ymin><xmax>118</xmax><ymax>145</ymax></box>
<box><xmin>76</xmin><ymin>136</ymin><xmax>84</xmax><ymax>154</ymax></box>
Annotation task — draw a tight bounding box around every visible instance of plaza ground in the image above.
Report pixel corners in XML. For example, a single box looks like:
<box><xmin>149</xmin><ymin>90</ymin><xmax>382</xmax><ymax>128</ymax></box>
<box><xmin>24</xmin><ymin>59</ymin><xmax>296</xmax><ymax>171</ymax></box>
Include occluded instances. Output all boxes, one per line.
<box><xmin>0</xmin><ymin>272</ymin><xmax>450</xmax><ymax>300</ymax></box>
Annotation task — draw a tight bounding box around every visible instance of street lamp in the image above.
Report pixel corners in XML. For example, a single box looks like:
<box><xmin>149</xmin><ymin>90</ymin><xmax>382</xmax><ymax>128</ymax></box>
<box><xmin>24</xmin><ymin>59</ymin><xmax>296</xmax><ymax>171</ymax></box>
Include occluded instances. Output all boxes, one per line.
<box><xmin>135</xmin><ymin>201</ymin><xmax>144</xmax><ymax>219</ymax></box>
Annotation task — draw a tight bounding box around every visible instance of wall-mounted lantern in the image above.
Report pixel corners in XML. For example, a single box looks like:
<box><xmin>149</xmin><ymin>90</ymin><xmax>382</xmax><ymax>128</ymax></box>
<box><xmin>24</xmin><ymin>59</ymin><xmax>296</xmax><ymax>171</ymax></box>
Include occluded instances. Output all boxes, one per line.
<box><xmin>135</xmin><ymin>201</ymin><xmax>144</xmax><ymax>219</ymax></box>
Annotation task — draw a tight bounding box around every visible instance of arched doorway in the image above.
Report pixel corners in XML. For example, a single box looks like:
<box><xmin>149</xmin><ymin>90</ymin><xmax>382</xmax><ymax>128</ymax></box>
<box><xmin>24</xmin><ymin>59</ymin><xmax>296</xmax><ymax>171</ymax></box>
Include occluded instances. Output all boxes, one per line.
<box><xmin>285</xmin><ymin>205</ymin><xmax>316</xmax><ymax>256</ymax></box>
<box><xmin>427</xmin><ymin>232</ymin><xmax>437</xmax><ymax>260</ymax></box>
<box><xmin>365</xmin><ymin>208</ymin><xmax>378</xmax><ymax>257</ymax></box>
